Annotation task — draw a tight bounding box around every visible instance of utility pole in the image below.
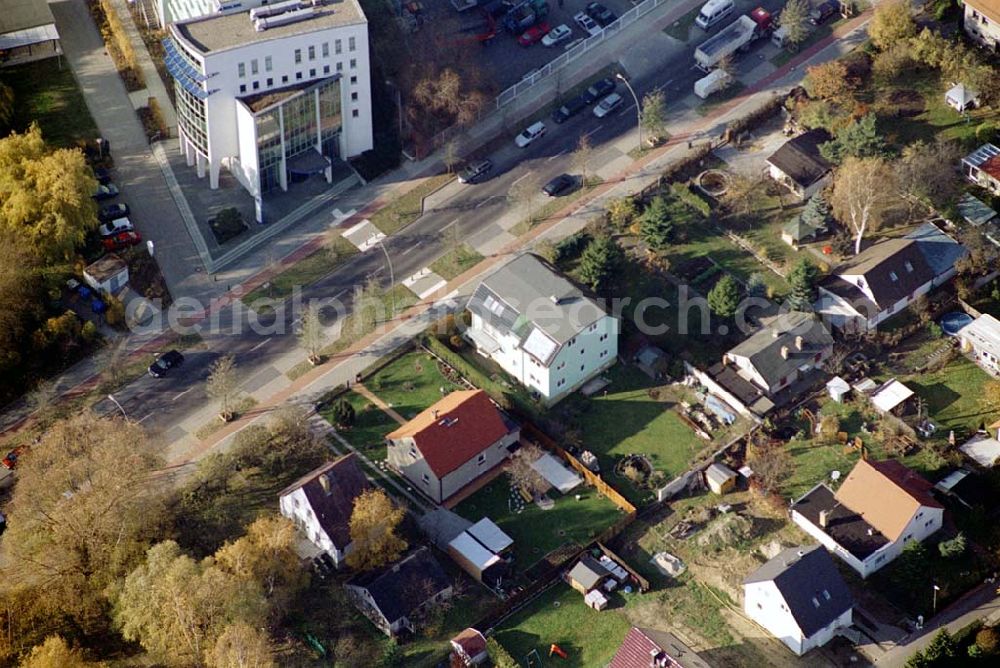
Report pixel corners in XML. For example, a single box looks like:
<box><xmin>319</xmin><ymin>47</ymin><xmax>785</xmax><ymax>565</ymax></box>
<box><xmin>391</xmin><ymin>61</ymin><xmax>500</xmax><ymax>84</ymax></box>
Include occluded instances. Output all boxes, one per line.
<box><xmin>616</xmin><ymin>73</ymin><xmax>642</xmax><ymax>153</ymax></box>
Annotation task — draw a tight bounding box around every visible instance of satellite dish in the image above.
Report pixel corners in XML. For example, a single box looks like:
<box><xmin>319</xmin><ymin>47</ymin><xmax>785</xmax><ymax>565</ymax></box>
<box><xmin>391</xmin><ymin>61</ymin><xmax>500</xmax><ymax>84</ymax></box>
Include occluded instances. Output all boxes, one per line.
<box><xmin>830</xmin><ymin>470</ymin><xmax>841</xmax><ymax>482</ymax></box>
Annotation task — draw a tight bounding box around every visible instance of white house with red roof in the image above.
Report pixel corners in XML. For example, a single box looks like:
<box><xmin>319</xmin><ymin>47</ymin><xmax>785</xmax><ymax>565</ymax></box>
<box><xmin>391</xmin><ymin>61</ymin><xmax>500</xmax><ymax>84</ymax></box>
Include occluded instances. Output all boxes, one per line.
<box><xmin>609</xmin><ymin>627</ymin><xmax>711</xmax><ymax>668</ymax></box>
<box><xmin>386</xmin><ymin>390</ymin><xmax>520</xmax><ymax>504</ymax></box>
<box><xmin>278</xmin><ymin>453</ymin><xmax>372</xmax><ymax>567</ymax></box>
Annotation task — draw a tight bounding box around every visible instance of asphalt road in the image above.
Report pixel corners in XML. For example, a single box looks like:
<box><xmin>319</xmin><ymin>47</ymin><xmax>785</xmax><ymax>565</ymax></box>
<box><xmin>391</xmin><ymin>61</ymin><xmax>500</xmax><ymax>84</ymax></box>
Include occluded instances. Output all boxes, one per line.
<box><xmin>95</xmin><ymin>16</ymin><xmax>784</xmax><ymax>441</ymax></box>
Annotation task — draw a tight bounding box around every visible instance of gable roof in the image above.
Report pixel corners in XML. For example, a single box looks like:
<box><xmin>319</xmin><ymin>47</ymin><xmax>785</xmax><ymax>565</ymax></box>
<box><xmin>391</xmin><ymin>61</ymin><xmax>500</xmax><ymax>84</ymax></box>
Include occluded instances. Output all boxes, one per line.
<box><xmin>386</xmin><ymin>390</ymin><xmax>514</xmax><ymax>478</ymax></box>
<box><xmin>466</xmin><ymin>517</ymin><xmax>514</xmax><ymax>553</ymax></box>
<box><xmin>782</xmin><ymin>216</ymin><xmax>824</xmax><ymax>243</ymax></box>
<box><xmin>766</xmin><ymin>129</ymin><xmax>832</xmax><ymax>188</ymax></box>
<box><xmin>726</xmin><ymin>312</ymin><xmax>834</xmax><ymax>388</ymax></box>
<box><xmin>791</xmin><ymin>484</ymin><xmax>889</xmax><ymax>560</ymax></box>
<box><xmin>568</xmin><ymin>555</ymin><xmax>608</xmax><ymax>590</ymax></box>
<box><xmin>347</xmin><ymin>547</ymin><xmax>451</xmax><ymax>623</ymax></box>
<box><xmin>743</xmin><ymin>545</ymin><xmax>853</xmax><ymax>638</ymax></box>
<box><xmin>832</xmin><ymin>238</ymin><xmax>935</xmax><ymax>309</ymax></box>
<box><xmin>834</xmin><ymin>459</ymin><xmax>943</xmax><ymax>541</ymax></box>
<box><xmin>467</xmin><ymin>254</ymin><xmax>609</xmax><ymax>365</ymax></box>
<box><xmin>610</xmin><ymin>627</ymin><xmax>711</xmax><ymax>668</ymax></box>
<box><xmin>959</xmin><ymin>313</ymin><xmax>1000</xmax><ymax>359</ymax></box>
<box><xmin>905</xmin><ymin>223</ymin><xmax>967</xmax><ymax>277</ymax></box>
<box><xmin>278</xmin><ymin>454</ymin><xmax>372</xmax><ymax>548</ymax></box>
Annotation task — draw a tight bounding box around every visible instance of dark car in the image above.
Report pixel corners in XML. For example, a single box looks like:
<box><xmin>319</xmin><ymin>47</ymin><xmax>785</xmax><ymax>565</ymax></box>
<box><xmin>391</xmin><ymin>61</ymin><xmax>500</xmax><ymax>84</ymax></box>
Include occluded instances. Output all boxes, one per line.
<box><xmin>809</xmin><ymin>0</ymin><xmax>838</xmax><ymax>24</ymax></box>
<box><xmin>148</xmin><ymin>349</ymin><xmax>184</xmax><ymax>378</ymax></box>
<box><xmin>93</xmin><ymin>167</ymin><xmax>112</xmax><ymax>185</ymax></box>
<box><xmin>542</xmin><ymin>174</ymin><xmax>575</xmax><ymax>197</ymax></box>
<box><xmin>583</xmin><ymin>77</ymin><xmax>616</xmax><ymax>104</ymax></box>
<box><xmin>92</xmin><ymin>183</ymin><xmax>119</xmax><ymax>201</ymax></box>
<box><xmin>552</xmin><ymin>94</ymin><xmax>590</xmax><ymax>123</ymax></box>
<box><xmin>586</xmin><ymin>2</ymin><xmax>617</xmax><ymax>27</ymax></box>
<box><xmin>98</xmin><ymin>202</ymin><xmax>130</xmax><ymax>223</ymax></box>
<box><xmin>458</xmin><ymin>159</ymin><xmax>494</xmax><ymax>184</ymax></box>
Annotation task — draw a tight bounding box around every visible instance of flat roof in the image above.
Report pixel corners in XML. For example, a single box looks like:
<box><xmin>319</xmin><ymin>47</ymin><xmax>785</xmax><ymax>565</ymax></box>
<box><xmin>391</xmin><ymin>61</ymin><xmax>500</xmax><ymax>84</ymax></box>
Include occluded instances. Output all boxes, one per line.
<box><xmin>174</xmin><ymin>0</ymin><xmax>365</xmax><ymax>55</ymax></box>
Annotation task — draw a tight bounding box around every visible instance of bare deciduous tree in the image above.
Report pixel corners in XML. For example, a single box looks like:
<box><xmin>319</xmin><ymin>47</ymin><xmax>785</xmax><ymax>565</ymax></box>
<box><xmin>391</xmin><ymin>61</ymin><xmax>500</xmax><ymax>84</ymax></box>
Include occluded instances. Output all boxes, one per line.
<box><xmin>207</xmin><ymin>354</ymin><xmax>240</xmax><ymax>421</ymax></box>
<box><xmin>297</xmin><ymin>303</ymin><xmax>326</xmax><ymax>364</ymax></box>
<box><xmin>830</xmin><ymin>156</ymin><xmax>896</xmax><ymax>255</ymax></box>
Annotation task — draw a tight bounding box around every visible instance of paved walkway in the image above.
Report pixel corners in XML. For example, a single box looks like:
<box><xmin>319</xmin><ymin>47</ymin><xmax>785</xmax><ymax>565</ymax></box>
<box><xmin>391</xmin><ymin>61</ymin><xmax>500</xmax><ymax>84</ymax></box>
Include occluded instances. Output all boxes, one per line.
<box><xmin>109</xmin><ymin>0</ymin><xmax>178</xmax><ymax>132</ymax></box>
<box><xmin>353</xmin><ymin>384</ymin><xmax>407</xmax><ymax>425</ymax></box>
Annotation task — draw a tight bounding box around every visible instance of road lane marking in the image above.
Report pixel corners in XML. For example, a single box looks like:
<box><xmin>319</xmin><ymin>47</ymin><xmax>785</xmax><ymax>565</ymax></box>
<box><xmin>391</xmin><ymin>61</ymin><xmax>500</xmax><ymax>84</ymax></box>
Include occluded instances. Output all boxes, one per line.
<box><xmin>546</xmin><ymin>149</ymin><xmax>567</xmax><ymax>162</ymax></box>
<box><xmin>172</xmin><ymin>387</ymin><xmax>194</xmax><ymax>401</ymax></box>
<box><xmin>583</xmin><ymin>126</ymin><xmax>601</xmax><ymax>139</ymax></box>
<box><xmin>441</xmin><ymin>218</ymin><xmax>460</xmax><ymax>231</ymax></box>
<box><xmin>249</xmin><ymin>337</ymin><xmax>272</xmax><ymax>353</ymax></box>
<box><xmin>475</xmin><ymin>195</ymin><xmax>502</xmax><ymax>209</ymax></box>
<box><xmin>401</xmin><ymin>245</ymin><xmax>418</xmax><ymax>255</ymax></box>
<box><xmin>137</xmin><ymin>413</ymin><xmax>153</xmax><ymax>424</ymax></box>
<box><xmin>511</xmin><ymin>173</ymin><xmax>531</xmax><ymax>187</ymax></box>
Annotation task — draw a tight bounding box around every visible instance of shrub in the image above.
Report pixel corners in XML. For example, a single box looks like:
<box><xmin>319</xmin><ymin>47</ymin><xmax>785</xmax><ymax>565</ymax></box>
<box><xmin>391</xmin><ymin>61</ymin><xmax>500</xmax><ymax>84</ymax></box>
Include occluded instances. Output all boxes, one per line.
<box><xmin>331</xmin><ymin>398</ymin><xmax>356</xmax><ymax>428</ymax></box>
<box><xmin>938</xmin><ymin>532</ymin><xmax>966</xmax><ymax>559</ymax></box>
<box><xmin>975</xmin><ymin>627</ymin><xmax>1000</xmax><ymax>655</ymax></box>
<box><xmin>81</xmin><ymin>320</ymin><xmax>99</xmax><ymax>344</ymax></box>
<box><xmin>669</xmin><ymin>182</ymin><xmax>711</xmax><ymax>217</ymax></box>
<box><xmin>487</xmin><ymin>638</ymin><xmax>518</xmax><ymax>668</ymax></box>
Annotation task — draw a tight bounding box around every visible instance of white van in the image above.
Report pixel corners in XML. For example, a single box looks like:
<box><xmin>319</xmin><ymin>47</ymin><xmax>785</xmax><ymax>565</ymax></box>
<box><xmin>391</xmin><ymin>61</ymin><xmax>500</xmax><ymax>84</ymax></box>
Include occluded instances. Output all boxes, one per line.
<box><xmin>694</xmin><ymin>0</ymin><xmax>735</xmax><ymax>30</ymax></box>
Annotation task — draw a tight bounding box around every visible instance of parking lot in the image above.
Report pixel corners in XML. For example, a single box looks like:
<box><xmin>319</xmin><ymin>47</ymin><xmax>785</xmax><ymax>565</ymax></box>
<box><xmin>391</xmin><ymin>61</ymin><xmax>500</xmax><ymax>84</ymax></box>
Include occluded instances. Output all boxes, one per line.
<box><xmin>419</xmin><ymin>0</ymin><xmax>641</xmax><ymax>91</ymax></box>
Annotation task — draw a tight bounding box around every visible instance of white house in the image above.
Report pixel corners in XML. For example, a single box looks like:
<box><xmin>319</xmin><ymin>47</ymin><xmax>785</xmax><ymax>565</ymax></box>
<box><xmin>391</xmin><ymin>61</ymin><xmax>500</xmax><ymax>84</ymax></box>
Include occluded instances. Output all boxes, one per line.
<box><xmin>765</xmin><ymin>129</ymin><xmax>833</xmax><ymax>201</ymax></box>
<box><xmin>83</xmin><ymin>254</ymin><xmax>129</xmax><ymax>294</ymax></box>
<box><xmin>466</xmin><ymin>254</ymin><xmax>619</xmax><ymax>404</ymax></box>
<box><xmin>791</xmin><ymin>458</ymin><xmax>944</xmax><ymax>578</ymax></box>
<box><xmin>164</xmin><ymin>0</ymin><xmax>373</xmax><ymax>220</ymax></box>
<box><xmin>386</xmin><ymin>390</ymin><xmax>519</xmax><ymax>504</ymax></box>
<box><xmin>958</xmin><ymin>313</ymin><xmax>1000</xmax><ymax>376</ymax></box>
<box><xmin>963</xmin><ymin>0</ymin><xmax>1000</xmax><ymax>50</ymax></box>
<box><xmin>743</xmin><ymin>545</ymin><xmax>854</xmax><ymax>656</ymax></box>
<box><xmin>0</xmin><ymin>0</ymin><xmax>61</xmax><ymax>68</ymax></box>
<box><xmin>945</xmin><ymin>83</ymin><xmax>979</xmax><ymax>112</ymax></box>
<box><xmin>814</xmin><ymin>223</ymin><xmax>966</xmax><ymax>332</ymax></box>
<box><xmin>277</xmin><ymin>453</ymin><xmax>371</xmax><ymax>567</ymax></box>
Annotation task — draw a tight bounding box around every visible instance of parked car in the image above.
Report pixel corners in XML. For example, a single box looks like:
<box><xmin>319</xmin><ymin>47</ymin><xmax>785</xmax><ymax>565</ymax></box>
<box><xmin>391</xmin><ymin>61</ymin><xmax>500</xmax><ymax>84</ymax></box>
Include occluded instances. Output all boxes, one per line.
<box><xmin>458</xmin><ymin>159</ymin><xmax>494</xmax><ymax>184</ymax></box>
<box><xmin>93</xmin><ymin>167</ymin><xmax>112</xmax><ymax>185</ymax></box>
<box><xmin>98</xmin><ymin>202</ymin><xmax>130</xmax><ymax>223</ymax></box>
<box><xmin>515</xmin><ymin>121</ymin><xmax>547</xmax><ymax>148</ymax></box>
<box><xmin>98</xmin><ymin>216</ymin><xmax>134</xmax><ymax>238</ymax></box>
<box><xmin>586</xmin><ymin>2</ymin><xmax>616</xmax><ymax>27</ymax></box>
<box><xmin>2</xmin><ymin>446</ymin><xmax>27</xmax><ymax>470</ymax></box>
<box><xmin>92</xmin><ymin>183</ymin><xmax>120</xmax><ymax>201</ymax></box>
<box><xmin>518</xmin><ymin>22</ymin><xmax>551</xmax><ymax>46</ymax></box>
<box><xmin>583</xmin><ymin>77</ymin><xmax>616</xmax><ymax>104</ymax></box>
<box><xmin>148</xmin><ymin>349</ymin><xmax>185</xmax><ymax>378</ymax></box>
<box><xmin>563</xmin><ymin>37</ymin><xmax>585</xmax><ymax>51</ymax></box>
<box><xmin>552</xmin><ymin>94</ymin><xmax>590</xmax><ymax>123</ymax></box>
<box><xmin>593</xmin><ymin>92</ymin><xmax>624</xmax><ymax>118</ymax></box>
<box><xmin>542</xmin><ymin>174</ymin><xmax>575</xmax><ymax>196</ymax></box>
<box><xmin>573</xmin><ymin>11</ymin><xmax>602</xmax><ymax>37</ymax></box>
<box><xmin>541</xmin><ymin>23</ymin><xmax>572</xmax><ymax>47</ymax></box>
<box><xmin>809</xmin><ymin>0</ymin><xmax>838</xmax><ymax>24</ymax></box>
<box><xmin>102</xmin><ymin>230</ymin><xmax>143</xmax><ymax>251</ymax></box>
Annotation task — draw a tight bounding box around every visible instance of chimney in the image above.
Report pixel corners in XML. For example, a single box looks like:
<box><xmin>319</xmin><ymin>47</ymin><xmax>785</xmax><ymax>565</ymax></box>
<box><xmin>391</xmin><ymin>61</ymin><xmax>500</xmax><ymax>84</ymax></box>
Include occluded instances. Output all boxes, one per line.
<box><xmin>867</xmin><ymin>528</ymin><xmax>874</xmax><ymax>537</ymax></box>
<box><xmin>795</xmin><ymin>335</ymin><xmax>804</xmax><ymax>351</ymax></box>
<box><xmin>796</xmin><ymin>549</ymin><xmax>805</xmax><ymax>557</ymax></box>
<box><xmin>771</xmin><ymin>329</ymin><xmax>780</xmax><ymax>339</ymax></box>
<box><xmin>318</xmin><ymin>473</ymin><xmax>331</xmax><ymax>495</ymax></box>
<box><xmin>432</xmin><ymin>409</ymin><xmax>439</xmax><ymax>419</ymax></box>
<box><xmin>551</xmin><ymin>295</ymin><xmax>560</xmax><ymax>304</ymax></box>
<box><xmin>819</xmin><ymin>510</ymin><xmax>829</xmax><ymax>528</ymax></box>
<box><xmin>780</xmin><ymin>345</ymin><xmax>790</xmax><ymax>360</ymax></box>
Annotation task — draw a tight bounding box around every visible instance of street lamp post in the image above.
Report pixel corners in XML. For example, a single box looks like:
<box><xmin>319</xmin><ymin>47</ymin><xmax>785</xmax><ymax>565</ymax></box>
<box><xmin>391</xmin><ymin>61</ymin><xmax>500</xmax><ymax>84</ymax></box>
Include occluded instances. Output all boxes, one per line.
<box><xmin>932</xmin><ymin>584</ymin><xmax>940</xmax><ymax>615</ymax></box>
<box><xmin>372</xmin><ymin>234</ymin><xmax>395</xmax><ymax>319</ymax></box>
<box><xmin>616</xmin><ymin>73</ymin><xmax>642</xmax><ymax>153</ymax></box>
<box><xmin>107</xmin><ymin>394</ymin><xmax>128</xmax><ymax>420</ymax></box>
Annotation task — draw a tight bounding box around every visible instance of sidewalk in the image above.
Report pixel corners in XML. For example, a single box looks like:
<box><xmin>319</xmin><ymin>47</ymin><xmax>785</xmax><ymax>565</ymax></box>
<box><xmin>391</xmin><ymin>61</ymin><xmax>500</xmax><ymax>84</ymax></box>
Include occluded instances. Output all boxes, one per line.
<box><xmin>109</xmin><ymin>0</ymin><xmax>178</xmax><ymax>133</ymax></box>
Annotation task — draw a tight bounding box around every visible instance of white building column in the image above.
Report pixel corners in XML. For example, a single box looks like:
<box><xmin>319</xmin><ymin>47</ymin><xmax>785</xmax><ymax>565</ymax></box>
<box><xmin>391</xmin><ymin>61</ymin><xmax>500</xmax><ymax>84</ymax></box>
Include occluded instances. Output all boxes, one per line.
<box><xmin>209</xmin><ymin>159</ymin><xmax>220</xmax><ymax>189</ymax></box>
<box><xmin>196</xmin><ymin>152</ymin><xmax>206</xmax><ymax>179</ymax></box>
<box><xmin>278</xmin><ymin>105</ymin><xmax>288</xmax><ymax>192</ymax></box>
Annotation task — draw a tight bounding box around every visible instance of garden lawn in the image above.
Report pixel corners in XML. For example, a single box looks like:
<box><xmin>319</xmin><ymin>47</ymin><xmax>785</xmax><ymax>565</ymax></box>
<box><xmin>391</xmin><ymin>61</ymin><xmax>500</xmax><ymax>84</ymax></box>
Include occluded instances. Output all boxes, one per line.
<box><xmin>898</xmin><ymin>356</ymin><xmax>997</xmax><ymax>442</ymax></box>
<box><xmin>494</xmin><ymin>584</ymin><xmax>630</xmax><ymax>668</ymax></box>
<box><xmin>429</xmin><ymin>244</ymin><xmax>484</xmax><ymax>281</ymax></box>
<box><xmin>370</xmin><ymin>174</ymin><xmax>453</xmax><ymax>235</ymax></box>
<box><xmin>559</xmin><ymin>366</ymin><xmax>709</xmax><ymax>505</ymax></box>
<box><xmin>322</xmin><ymin>390</ymin><xmax>398</xmax><ymax>462</ymax></box>
<box><xmin>454</xmin><ymin>477</ymin><xmax>624</xmax><ymax>571</ymax></box>
<box><xmin>2</xmin><ymin>59</ymin><xmax>98</xmax><ymax>147</ymax></box>
<box><xmin>366</xmin><ymin>350</ymin><xmax>465</xmax><ymax>420</ymax></box>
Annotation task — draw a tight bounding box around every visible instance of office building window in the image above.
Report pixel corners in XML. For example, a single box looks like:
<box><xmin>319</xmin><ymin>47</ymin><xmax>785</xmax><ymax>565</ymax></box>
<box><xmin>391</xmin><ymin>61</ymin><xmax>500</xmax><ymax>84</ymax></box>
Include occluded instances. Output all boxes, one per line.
<box><xmin>309</xmin><ymin>68</ymin><xmax>316</xmax><ymax>77</ymax></box>
<box><xmin>351</xmin><ymin>91</ymin><xmax>358</xmax><ymax>101</ymax></box>
<box><xmin>350</xmin><ymin>75</ymin><xmax>357</xmax><ymax>85</ymax></box>
<box><xmin>296</xmin><ymin>72</ymin><xmax>303</xmax><ymax>80</ymax></box>
<box><xmin>265</xmin><ymin>56</ymin><xmax>272</xmax><ymax>72</ymax></box>
<box><xmin>281</xmin><ymin>75</ymin><xmax>288</xmax><ymax>84</ymax></box>
<box><xmin>266</xmin><ymin>77</ymin><xmax>273</xmax><ymax>87</ymax></box>
<box><xmin>308</xmin><ymin>45</ymin><xmax>315</xmax><ymax>60</ymax></box>
<box><xmin>348</xmin><ymin>36</ymin><xmax>356</xmax><ymax>51</ymax></box>
<box><xmin>323</xmin><ymin>65</ymin><xmax>330</xmax><ymax>74</ymax></box>
<box><xmin>335</xmin><ymin>39</ymin><xmax>342</xmax><ymax>54</ymax></box>
<box><xmin>252</xmin><ymin>81</ymin><xmax>259</xmax><ymax>90</ymax></box>
<box><xmin>352</xmin><ymin>109</ymin><xmax>359</xmax><ymax>117</ymax></box>
<box><xmin>336</xmin><ymin>62</ymin><xmax>343</xmax><ymax>72</ymax></box>
<box><xmin>349</xmin><ymin>58</ymin><xmax>357</xmax><ymax>69</ymax></box>
<box><xmin>322</xmin><ymin>42</ymin><xmax>329</xmax><ymax>57</ymax></box>
<box><xmin>238</xmin><ymin>62</ymin><xmax>246</xmax><ymax>78</ymax></box>
<box><xmin>294</xmin><ymin>49</ymin><xmax>302</xmax><ymax>64</ymax></box>
<box><xmin>250</xmin><ymin>59</ymin><xmax>258</xmax><ymax>75</ymax></box>
<box><xmin>239</xmin><ymin>84</ymin><xmax>246</xmax><ymax>93</ymax></box>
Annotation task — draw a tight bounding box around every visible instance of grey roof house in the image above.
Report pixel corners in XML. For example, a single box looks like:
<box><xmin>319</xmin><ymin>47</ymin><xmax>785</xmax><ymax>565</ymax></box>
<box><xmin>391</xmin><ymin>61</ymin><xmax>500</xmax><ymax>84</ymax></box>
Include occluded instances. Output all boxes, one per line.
<box><xmin>466</xmin><ymin>254</ymin><xmax>619</xmax><ymax>404</ymax></box>
<box><xmin>815</xmin><ymin>223</ymin><xmax>966</xmax><ymax>331</ymax></box>
<box><xmin>743</xmin><ymin>545</ymin><xmax>854</xmax><ymax>656</ymax></box>
<box><xmin>766</xmin><ymin>129</ymin><xmax>833</xmax><ymax>200</ymax></box>
<box><xmin>344</xmin><ymin>547</ymin><xmax>454</xmax><ymax>637</ymax></box>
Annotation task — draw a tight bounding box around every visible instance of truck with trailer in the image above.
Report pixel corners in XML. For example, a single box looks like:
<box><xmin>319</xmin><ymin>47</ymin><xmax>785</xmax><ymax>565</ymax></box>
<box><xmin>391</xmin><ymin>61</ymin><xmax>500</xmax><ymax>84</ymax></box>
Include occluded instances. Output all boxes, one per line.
<box><xmin>694</xmin><ymin>7</ymin><xmax>772</xmax><ymax>71</ymax></box>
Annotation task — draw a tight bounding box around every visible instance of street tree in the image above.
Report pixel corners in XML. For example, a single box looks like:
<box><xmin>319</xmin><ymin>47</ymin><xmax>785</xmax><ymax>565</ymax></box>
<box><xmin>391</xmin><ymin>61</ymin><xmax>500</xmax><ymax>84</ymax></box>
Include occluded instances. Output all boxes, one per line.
<box><xmin>869</xmin><ymin>0</ymin><xmax>917</xmax><ymax>51</ymax></box>
<box><xmin>20</xmin><ymin>636</ymin><xmax>96</xmax><ymax>668</ymax></box>
<box><xmin>442</xmin><ymin>139</ymin><xmax>460</xmax><ymax>175</ymax></box>
<box><xmin>0</xmin><ymin>125</ymin><xmax>98</xmax><ymax>263</ymax></box>
<box><xmin>508</xmin><ymin>173</ymin><xmax>541</xmax><ymax>226</ymax></box>
<box><xmin>707</xmin><ymin>274</ymin><xmax>740</xmax><ymax>319</ymax></box>
<box><xmin>577</xmin><ymin>235</ymin><xmax>624</xmax><ymax>292</ymax></box>
<box><xmin>805</xmin><ymin>60</ymin><xmax>854</xmax><ymax>106</ymax></box>
<box><xmin>207</xmin><ymin>354</ymin><xmax>240</xmax><ymax>421</ymax></box>
<box><xmin>778</xmin><ymin>0</ymin><xmax>811</xmax><ymax>51</ymax></box>
<box><xmin>830</xmin><ymin>156</ymin><xmax>896</xmax><ymax>255</ymax></box>
<box><xmin>114</xmin><ymin>541</ymin><xmax>268</xmax><ymax>666</ymax></box>
<box><xmin>640</xmin><ymin>90</ymin><xmax>668</xmax><ymax>145</ymax></box>
<box><xmin>298</xmin><ymin>303</ymin><xmax>326</xmax><ymax>364</ymax></box>
<box><xmin>98</xmin><ymin>338</ymin><xmax>129</xmax><ymax>392</ymax></box>
<box><xmin>574</xmin><ymin>134</ymin><xmax>593</xmax><ymax>185</ymax></box>
<box><xmin>1</xmin><ymin>413</ymin><xmax>165</xmax><ymax>630</ymax></box>
<box><xmin>639</xmin><ymin>196</ymin><xmax>674</xmax><ymax>251</ymax></box>
<box><xmin>787</xmin><ymin>258</ymin><xmax>819</xmax><ymax>311</ymax></box>
<box><xmin>351</xmin><ymin>274</ymin><xmax>386</xmax><ymax>338</ymax></box>
<box><xmin>347</xmin><ymin>489</ymin><xmax>408</xmax><ymax>571</ymax></box>
<box><xmin>206</xmin><ymin>623</ymin><xmax>275</xmax><ymax>668</ymax></box>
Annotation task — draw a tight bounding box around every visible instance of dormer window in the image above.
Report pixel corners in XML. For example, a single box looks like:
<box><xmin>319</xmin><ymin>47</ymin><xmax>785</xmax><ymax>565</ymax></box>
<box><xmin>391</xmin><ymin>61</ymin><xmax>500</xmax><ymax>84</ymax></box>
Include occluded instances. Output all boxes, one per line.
<box><xmin>823</xmin><ymin>590</ymin><xmax>831</xmax><ymax>600</ymax></box>
<box><xmin>904</xmin><ymin>261</ymin><xmax>914</xmax><ymax>273</ymax></box>
<box><xmin>889</xmin><ymin>271</ymin><xmax>898</xmax><ymax>282</ymax></box>
<box><xmin>812</xmin><ymin>597</ymin><xmax>820</xmax><ymax>608</ymax></box>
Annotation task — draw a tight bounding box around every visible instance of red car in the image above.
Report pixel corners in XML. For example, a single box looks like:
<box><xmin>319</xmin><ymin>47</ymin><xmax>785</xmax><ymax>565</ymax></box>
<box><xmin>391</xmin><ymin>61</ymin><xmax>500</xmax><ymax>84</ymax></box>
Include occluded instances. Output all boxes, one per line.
<box><xmin>2</xmin><ymin>446</ymin><xmax>28</xmax><ymax>470</ymax></box>
<box><xmin>518</xmin><ymin>22</ymin><xmax>551</xmax><ymax>46</ymax></box>
<box><xmin>102</xmin><ymin>230</ymin><xmax>143</xmax><ymax>251</ymax></box>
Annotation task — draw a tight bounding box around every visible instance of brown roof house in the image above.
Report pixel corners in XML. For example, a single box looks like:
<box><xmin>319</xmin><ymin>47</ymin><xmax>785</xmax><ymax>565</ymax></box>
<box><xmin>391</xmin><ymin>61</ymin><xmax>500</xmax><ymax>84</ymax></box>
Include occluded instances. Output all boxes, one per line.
<box><xmin>791</xmin><ymin>459</ymin><xmax>944</xmax><ymax>578</ymax></box>
<box><xmin>450</xmin><ymin>628</ymin><xmax>489</xmax><ymax>666</ymax></box>
<box><xmin>344</xmin><ymin>546</ymin><xmax>453</xmax><ymax>637</ymax></box>
<box><xmin>766</xmin><ymin>129</ymin><xmax>832</xmax><ymax>200</ymax></box>
<box><xmin>386</xmin><ymin>390</ymin><xmax>519</xmax><ymax>504</ymax></box>
<box><xmin>814</xmin><ymin>224</ymin><xmax>966</xmax><ymax>332</ymax></box>
<box><xmin>278</xmin><ymin>453</ymin><xmax>372</xmax><ymax>568</ymax></box>
<box><xmin>610</xmin><ymin>627</ymin><xmax>712</xmax><ymax>668</ymax></box>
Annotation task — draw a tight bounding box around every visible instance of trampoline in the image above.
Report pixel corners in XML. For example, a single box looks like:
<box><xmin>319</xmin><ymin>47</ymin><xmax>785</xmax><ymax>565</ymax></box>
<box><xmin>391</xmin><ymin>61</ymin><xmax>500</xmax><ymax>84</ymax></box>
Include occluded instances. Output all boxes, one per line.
<box><xmin>940</xmin><ymin>312</ymin><xmax>973</xmax><ymax>336</ymax></box>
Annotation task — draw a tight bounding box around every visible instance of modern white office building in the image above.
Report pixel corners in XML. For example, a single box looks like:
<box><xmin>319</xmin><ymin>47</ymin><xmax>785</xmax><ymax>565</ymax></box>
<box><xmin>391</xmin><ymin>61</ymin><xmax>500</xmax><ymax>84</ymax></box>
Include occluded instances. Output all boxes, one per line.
<box><xmin>163</xmin><ymin>0</ymin><xmax>373</xmax><ymax>220</ymax></box>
